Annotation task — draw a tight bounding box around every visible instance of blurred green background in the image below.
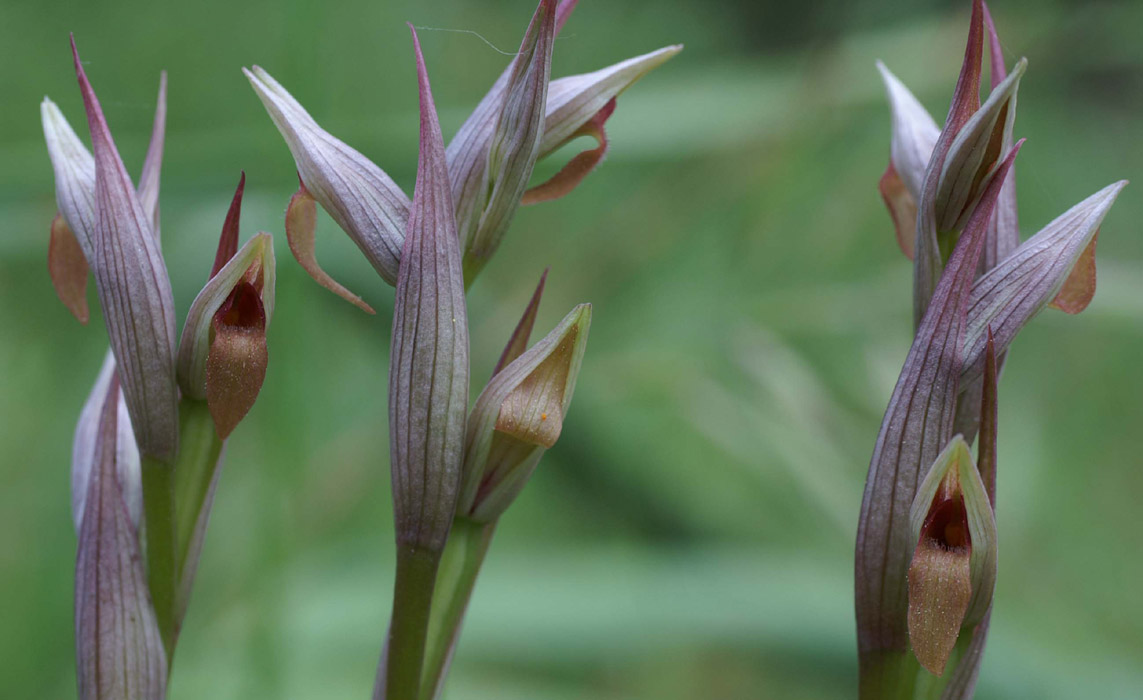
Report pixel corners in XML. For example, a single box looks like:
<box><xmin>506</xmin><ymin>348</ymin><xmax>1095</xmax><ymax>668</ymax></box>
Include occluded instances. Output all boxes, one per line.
<box><xmin>3</xmin><ymin>0</ymin><xmax>1141</xmax><ymax>697</ymax></box>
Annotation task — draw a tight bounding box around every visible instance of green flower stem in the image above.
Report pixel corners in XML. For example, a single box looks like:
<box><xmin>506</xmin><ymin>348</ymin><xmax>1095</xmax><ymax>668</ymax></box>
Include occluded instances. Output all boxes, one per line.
<box><xmin>141</xmin><ymin>399</ymin><xmax>225</xmax><ymax>666</ymax></box>
<box><xmin>462</xmin><ymin>254</ymin><xmax>485</xmax><ymax>291</ymax></box>
<box><xmin>385</xmin><ymin>544</ymin><xmax>441</xmax><ymax>700</ymax></box>
<box><xmin>419</xmin><ymin>517</ymin><xmax>496</xmax><ymax>700</ymax></box>
<box><xmin>172</xmin><ymin>398</ymin><xmax>224</xmax><ymax>622</ymax></box>
<box><xmin>141</xmin><ymin>453</ymin><xmax>177</xmax><ymax>661</ymax></box>
<box><xmin>860</xmin><ymin>635</ymin><xmax>975</xmax><ymax>700</ymax></box>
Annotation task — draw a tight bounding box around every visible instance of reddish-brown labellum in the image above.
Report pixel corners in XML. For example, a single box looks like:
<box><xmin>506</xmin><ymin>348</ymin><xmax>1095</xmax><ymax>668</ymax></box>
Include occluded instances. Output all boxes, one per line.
<box><xmin>908</xmin><ymin>468</ymin><xmax>973</xmax><ymax>676</ymax></box>
<box><xmin>1049</xmin><ymin>231</ymin><xmax>1098</xmax><ymax>314</ymax></box>
<box><xmin>878</xmin><ymin>161</ymin><xmax>917</xmax><ymax>260</ymax></box>
<box><xmin>285</xmin><ymin>175</ymin><xmax>375</xmax><ymax>314</ymax></box>
<box><xmin>205</xmin><ymin>263</ymin><xmax>268</xmax><ymax>439</ymax></box>
<box><xmin>48</xmin><ymin>213</ymin><xmax>90</xmax><ymax>323</ymax></box>
<box><xmin>523</xmin><ymin>98</ymin><xmax>616</xmax><ymax>205</ymax></box>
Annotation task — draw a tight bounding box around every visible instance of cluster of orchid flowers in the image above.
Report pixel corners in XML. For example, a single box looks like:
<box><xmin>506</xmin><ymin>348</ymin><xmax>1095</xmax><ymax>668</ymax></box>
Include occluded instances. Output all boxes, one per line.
<box><xmin>43</xmin><ymin>1</ymin><xmax>678</xmax><ymax>699</ymax></box>
<box><xmin>856</xmin><ymin>1</ymin><xmax>1125</xmax><ymax>697</ymax></box>
<box><xmin>44</xmin><ymin>39</ymin><xmax>275</xmax><ymax>700</ymax></box>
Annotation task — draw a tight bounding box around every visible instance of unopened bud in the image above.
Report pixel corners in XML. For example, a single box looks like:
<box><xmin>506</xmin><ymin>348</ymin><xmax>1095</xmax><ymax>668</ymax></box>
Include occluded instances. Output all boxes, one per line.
<box><xmin>459</xmin><ymin>303</ymin><xmax>591</xmax><ymax>522</ymax></box>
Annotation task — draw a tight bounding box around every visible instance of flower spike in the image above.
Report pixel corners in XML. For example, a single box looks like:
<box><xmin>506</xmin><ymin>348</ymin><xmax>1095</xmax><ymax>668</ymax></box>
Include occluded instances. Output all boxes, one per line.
<box><xmin>855</xmin><ymin>141</ymin><xmax>1019</xmax><ymax>690</ymax></box>
<box><xmin>446</xmin><ymin>0</ymin><xmax>681</xmax><ymax>284</ymax></box>
<box><xmin>73</xmin><ymin>36</ymin><xmax>180</xmax><ymax>461</ymax></box>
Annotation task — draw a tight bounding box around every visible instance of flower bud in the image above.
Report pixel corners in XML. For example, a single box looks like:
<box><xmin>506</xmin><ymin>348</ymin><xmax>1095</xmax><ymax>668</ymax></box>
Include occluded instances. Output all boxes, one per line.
<box><xmin>75</xmin><ymin>376</ymin><xmax>167</xmax><ymax>700</ymax></box>
<box><xmin>933</xmin><ymin>58</ymin><xmax>1025</xmax><ymax>235</ymax></box>
<box><xmin>856</xmin><ymin>142</ymin><xmax>1017</xmax><ymax>686</ymax></box>
<box><xmin>911</xmin><ymin>0</ymin><xmax>987</xmax><ymax>324</ymax></box>
<box><xmin>982</xmin><ymin>5</ymin><xmax>1020</xmax><ymax>272</ymax></box>
<box><xmin>906</xmin><ymin>435</ymin><xmax>997</xmax><ymax>676</ymax></box>
<box><xmin>456</xmin><ymin>0</ymin><xmax>556</xmax><ymax>283</ymax></box>
<box><xmin>458</xmin><ymin>303</ymin><xmax>591</xmax><ymax>523</ymax></box>
<box><xmin>446</xmin><ymin>0</ymin><xmax>680</xmax><ymax>283</ymax></box>
<box><xmin>41</xmin><ymin>100</ymin><xmax>95</xmax><ymax>323</ymax></box>
<box><xmin>73</xmin><ymin>37</ymin><xmax>179</xmax><ymax>461</ymax></box>
<box><xmin>388</xmin><ymin>29</ymin><xmax>470</xmax><ymax>553</ymax></box>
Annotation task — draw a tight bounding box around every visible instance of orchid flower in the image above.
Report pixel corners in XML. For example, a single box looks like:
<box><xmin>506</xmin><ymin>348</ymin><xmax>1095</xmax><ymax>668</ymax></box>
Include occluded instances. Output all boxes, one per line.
<box><xmin>44</xmin><ymin>40</ymin><xmax>277</xmax><ymax>699</ymax></box>
<box><xmin>858</xmin><ymin>3</ymin><xmax>1126</xmax><ymax>697</ymax></box>
<box><xmin>370</xmin><ymin>26</ymin><xmax>597</xmax><ymax>700</ymax></box>
<box><xmin>246</xmin><ymin>0</ymin><xmax>681</xmax><ymax>301</ymax></box>
<box><xmin>240</xmin><ymin>3</ymin><xmax>672</xmax><ymax>697</ymax></box>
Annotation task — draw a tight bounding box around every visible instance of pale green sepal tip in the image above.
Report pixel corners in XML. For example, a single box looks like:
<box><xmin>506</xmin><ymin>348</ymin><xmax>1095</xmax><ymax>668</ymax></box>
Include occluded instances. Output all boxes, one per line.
<box><xmin>540</xmin><ymin>44</ymin><xmax>683</xmax><ymax>156</ymax></box>
<box><xmin>936</xmin><ymin>57</ymin><xmax>1027</xmax><ymax>233</ymax></box>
